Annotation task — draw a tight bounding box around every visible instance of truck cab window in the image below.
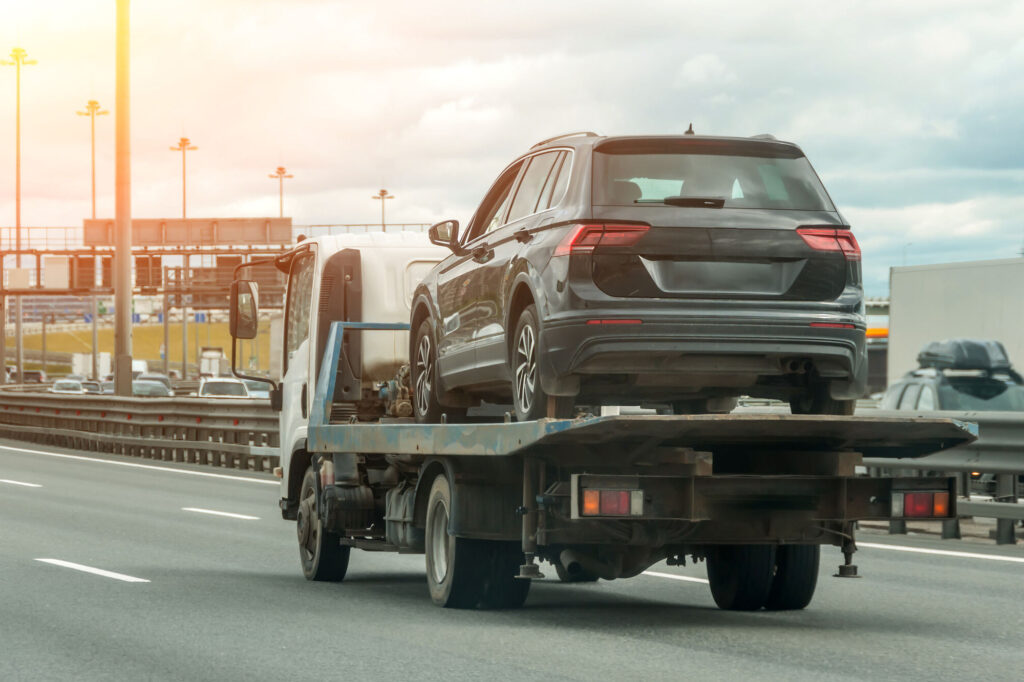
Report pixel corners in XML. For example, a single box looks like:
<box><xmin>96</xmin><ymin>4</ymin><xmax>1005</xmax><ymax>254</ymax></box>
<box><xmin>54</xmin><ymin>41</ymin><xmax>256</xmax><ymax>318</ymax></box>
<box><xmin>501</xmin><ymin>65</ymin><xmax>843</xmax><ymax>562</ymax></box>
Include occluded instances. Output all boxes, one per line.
<box><xmin>284</xmin><ymin>251</ymin><xmax>316</xmax><ymax>372</ymax></box>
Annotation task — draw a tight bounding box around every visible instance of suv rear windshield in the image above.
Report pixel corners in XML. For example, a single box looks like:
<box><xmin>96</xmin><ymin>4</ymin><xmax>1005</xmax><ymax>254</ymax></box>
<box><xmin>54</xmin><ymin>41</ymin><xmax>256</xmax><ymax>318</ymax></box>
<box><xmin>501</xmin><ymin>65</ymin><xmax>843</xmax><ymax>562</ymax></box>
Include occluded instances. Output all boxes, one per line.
<box><xmin>593</xmin><ymin>138</ymin><xmax>835</xmax><ymax>211</ymax></box>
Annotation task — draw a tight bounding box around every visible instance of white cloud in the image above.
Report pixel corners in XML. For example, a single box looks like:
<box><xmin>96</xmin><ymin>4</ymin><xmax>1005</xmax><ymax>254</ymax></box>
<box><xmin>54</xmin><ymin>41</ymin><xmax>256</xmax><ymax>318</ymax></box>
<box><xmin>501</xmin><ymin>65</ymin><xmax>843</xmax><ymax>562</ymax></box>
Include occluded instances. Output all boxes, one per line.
<box><xmin>674</xmin><ymin>53</ymin><xmax>737</xmax><ymax>87</ymax></box>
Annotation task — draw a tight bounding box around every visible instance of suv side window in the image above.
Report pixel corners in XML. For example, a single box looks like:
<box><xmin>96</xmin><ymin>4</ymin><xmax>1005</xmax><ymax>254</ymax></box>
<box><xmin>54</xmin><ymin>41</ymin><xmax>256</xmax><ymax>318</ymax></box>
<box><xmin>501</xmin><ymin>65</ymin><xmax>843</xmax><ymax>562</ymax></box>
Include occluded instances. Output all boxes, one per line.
<box><xmin>506</xmin><ymin>151</ymin><xmax>559</xmax><ymax>223</ymax></box>
<box><xmin>465</xmin><ymin>161</ymin><xmax>525</xmax><ymax>243</ymax></box>
<box><xmin>539</xmin><ymin>151</ymin><xmax>571</xmax><ymax>210</ymax></box>
<box><xmin>916</xmin><ymin>385</ymin><xmax>937</xmax><ymax>410</ymax></box>
<box><xmin>898</xmin><ymin>383</ymin><xmax>922</xmax><ymax>410</ymax></box>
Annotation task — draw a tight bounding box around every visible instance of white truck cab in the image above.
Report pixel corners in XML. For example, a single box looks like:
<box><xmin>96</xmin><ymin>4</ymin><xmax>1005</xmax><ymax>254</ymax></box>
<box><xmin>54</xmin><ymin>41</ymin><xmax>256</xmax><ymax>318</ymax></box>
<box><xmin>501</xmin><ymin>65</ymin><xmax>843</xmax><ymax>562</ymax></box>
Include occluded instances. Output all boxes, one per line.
<box><xmin>271</xmin><ymin>232</ymin><xmax>447</xmax><ymax>518</ymax></box>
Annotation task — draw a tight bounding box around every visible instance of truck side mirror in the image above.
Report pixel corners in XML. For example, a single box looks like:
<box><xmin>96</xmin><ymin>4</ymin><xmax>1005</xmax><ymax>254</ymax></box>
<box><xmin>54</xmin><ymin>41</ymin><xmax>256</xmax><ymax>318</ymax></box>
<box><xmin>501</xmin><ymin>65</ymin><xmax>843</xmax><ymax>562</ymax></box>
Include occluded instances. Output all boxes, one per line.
<box><xmin>428</xmin><ymin>220</ymin><xmax>465</xmax><ymax>255</ymax></box>
<box><xmin>229</xmin><ymin>280</ymin><xmax>259</xmax><ymax>340</ymax></box>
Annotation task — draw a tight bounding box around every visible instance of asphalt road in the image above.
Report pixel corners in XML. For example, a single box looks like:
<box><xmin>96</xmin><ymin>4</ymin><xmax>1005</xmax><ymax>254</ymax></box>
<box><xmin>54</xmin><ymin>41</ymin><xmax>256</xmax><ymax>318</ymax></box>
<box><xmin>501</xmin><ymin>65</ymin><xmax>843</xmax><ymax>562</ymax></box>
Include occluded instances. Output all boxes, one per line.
<box><xmin>2</xmin><ymin>438</ymin><xmax>1023</xmax><ymax>681</ymax></box>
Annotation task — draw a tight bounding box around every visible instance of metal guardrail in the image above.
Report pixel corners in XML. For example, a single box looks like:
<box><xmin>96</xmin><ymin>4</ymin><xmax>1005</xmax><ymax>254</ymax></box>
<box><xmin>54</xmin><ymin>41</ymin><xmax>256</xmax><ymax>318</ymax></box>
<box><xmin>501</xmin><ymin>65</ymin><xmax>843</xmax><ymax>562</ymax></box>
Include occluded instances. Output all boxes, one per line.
<box><xmin>0</xmin><ymin>392</ymin><xmax>279</xmax><ymax>472</ymax></box>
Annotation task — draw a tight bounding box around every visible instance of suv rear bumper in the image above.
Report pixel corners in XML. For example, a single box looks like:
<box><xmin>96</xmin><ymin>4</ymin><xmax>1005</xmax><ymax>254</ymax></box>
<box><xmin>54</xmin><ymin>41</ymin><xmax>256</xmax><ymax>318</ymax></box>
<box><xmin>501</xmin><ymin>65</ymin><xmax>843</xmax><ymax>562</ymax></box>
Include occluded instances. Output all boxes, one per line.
<box><xmin>538</xmin><ymin>314</ymin><xmax>867</xmax><ymax>401</ymax></box>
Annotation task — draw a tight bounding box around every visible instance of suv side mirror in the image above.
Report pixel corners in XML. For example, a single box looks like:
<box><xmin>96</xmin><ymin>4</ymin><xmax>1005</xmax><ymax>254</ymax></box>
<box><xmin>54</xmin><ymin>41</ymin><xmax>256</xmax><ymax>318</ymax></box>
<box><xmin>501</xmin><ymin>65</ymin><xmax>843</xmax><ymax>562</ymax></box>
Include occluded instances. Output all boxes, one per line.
<box><xmin>428</xmin><ymin>220</ymin><xmax>465</xmax><ymax>254</ymax></box>
<box><xmin>229</xmin><ymin>280</ymin><xmax>259</xmax><ymax>340</ymax></box>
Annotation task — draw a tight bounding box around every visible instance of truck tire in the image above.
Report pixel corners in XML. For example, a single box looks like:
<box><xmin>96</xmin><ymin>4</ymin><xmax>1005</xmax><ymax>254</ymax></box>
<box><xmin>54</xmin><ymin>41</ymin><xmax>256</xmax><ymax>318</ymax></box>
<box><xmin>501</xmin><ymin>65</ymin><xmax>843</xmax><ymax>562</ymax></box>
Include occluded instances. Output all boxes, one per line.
<box><xmin>764</xmin><ymin>545</ymin><xmax>819</xmax><ymax>610</ymax></box>
<box><xmin>512</xmin><ymin>306</ymin><xmax>572</xmax><ymax>422</ymax></box>
<box><xmin>706</xmin><ymin>545</ymin><xmax>776</xmax><ymax>611</ymax></box>
<box><xmin>297</xmin><ymin>467</ymin><xmax>351</xmax><ymax>582</ymax></box>
<box><xmin>479</xmin><ymin>542</ymin><xmax>531</xmax><ymax>609</ymax></box>
<box><xmin>412</xmin><ymin>319</ymin><xmax>466</xmax><ymax>424</ymax></box>
<box><xmin>424</xmin><ymin>475</ymin><xmax>488</xmax><ymax>608</ymax></box>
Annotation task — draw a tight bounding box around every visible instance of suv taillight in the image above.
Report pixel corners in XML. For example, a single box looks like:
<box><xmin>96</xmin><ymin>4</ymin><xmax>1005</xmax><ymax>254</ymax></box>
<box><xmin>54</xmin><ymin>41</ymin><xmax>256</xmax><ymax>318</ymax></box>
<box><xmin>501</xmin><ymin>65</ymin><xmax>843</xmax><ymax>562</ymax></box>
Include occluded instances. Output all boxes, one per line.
<box><xmin>797</xmin><ymin>227</ymin><xmax>861</xmax><ymax>261</ymax></box>
<box><xmin>554</xmin><ymin>223</ymin><xmax>650</xmax><ymax>257</ymax></box>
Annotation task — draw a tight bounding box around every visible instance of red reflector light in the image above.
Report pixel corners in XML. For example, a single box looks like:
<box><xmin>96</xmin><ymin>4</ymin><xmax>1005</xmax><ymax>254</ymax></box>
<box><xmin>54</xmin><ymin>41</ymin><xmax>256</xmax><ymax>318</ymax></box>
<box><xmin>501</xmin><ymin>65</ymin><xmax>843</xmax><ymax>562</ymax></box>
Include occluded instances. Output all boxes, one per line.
<box><xmin>554</xmin><ymin>223</ymin><xmax>650</xmax><ymax>256</ymax></box>
<box><xmin>904</xmin><ymin>492</ymin><xmax>934</xmax><ymax>518</ymax></box>
<box><xmin>796</xmin><ymin>227</ymin><xmax>861</xmax><ymax>261</ymax></box>
<box><xmin>809</xmin><ymin>322</ymin><xmax>856</xmax><ymax>329</ymax></box>
<box><xmin>586</xmin><ymin>319</ymin><xmax>643</xmax><ymax>325</ymax></box>
<box><xmin>600</xmin><ymin>490</ymin><xmax>630</xmax><ymax>516</ymax></box>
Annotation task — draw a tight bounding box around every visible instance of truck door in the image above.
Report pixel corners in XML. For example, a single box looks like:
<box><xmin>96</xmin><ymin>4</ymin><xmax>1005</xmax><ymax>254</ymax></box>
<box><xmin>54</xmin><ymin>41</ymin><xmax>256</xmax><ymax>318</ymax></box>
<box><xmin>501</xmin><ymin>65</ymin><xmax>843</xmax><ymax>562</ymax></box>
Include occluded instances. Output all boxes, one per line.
<box><xmin>280</xmin><ymin>249</ymin><xmax>317</xmax><ymax>452</ymax></box>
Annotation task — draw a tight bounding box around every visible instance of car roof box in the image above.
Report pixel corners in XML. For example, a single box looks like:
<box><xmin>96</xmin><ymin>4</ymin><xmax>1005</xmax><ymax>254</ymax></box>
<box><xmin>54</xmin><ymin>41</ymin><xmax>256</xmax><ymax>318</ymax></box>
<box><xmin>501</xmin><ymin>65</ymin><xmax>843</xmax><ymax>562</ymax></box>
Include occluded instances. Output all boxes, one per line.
<box><xmin>916</xmin><ymin>338</ymin><xmax>1013</xmax><ymax>371</ymax></box>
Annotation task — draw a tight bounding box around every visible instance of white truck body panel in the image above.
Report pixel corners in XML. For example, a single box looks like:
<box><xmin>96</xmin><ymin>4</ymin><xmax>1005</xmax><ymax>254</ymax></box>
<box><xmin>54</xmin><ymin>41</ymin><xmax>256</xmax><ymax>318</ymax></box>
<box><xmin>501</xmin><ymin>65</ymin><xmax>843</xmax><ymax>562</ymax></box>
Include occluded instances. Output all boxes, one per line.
<box><xmin>889</xmin><ymin>258</ymin><xmax>1024</xmax><ymax>386</ymax></box>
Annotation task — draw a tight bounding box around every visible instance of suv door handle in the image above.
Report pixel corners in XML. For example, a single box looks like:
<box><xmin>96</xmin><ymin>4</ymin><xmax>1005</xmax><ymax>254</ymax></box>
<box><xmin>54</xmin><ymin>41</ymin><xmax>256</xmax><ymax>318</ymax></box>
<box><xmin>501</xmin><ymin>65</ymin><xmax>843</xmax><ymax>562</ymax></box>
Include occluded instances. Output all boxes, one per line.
<box><xmin>471</xmin><ymin>246</ymin><xmax>493</xmax><ymax>263</ymax></box>
<box><xmin>514</xmin><ymin>229</ymin><xmax>532</xmax><ymax>243</ymax></box>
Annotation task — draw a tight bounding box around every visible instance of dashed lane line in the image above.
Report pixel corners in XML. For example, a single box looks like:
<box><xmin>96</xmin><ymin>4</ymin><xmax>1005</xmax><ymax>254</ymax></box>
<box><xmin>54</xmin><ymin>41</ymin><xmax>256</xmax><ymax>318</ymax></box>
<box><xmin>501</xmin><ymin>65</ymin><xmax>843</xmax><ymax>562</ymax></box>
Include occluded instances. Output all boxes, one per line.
<box><xmin>0</xmin><ymin>478</ymin><xmax>42</xmax><ymax>488</ymax></box>
<box><xmin>182</xmin><ymin>507</ymin><xmax>260</xmax><ymax>520</ymax></box>
<box><xmin>35</xmin><ymin>558</ymin><xmax>150</xmax><ymax>583</ymax></box>
<box><xmin>0</xmin><ymin>444</ymin><xmax>279</xmax><ymax>486</ymax></box>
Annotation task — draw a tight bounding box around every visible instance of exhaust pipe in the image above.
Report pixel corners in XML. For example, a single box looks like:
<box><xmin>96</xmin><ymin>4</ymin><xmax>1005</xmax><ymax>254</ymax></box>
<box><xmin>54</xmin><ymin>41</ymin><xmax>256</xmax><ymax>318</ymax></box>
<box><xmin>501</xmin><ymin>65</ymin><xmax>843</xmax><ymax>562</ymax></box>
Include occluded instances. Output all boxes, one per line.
<box><xmin>559</xmin><ymin>549</ymin><xmax>620</xmax><ymax>581</ymax></box>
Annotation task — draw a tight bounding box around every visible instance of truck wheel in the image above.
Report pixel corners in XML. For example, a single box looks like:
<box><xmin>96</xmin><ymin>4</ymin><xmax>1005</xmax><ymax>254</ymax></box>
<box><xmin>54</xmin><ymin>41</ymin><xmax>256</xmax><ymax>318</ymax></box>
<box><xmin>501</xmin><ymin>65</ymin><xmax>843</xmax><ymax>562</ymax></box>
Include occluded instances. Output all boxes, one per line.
<box><xmin>790</xmin><ymin>387</ymin><xmax>855</xmax><ymax>415</ymax></box>
<box><xmin>512</xmin><ymin>305</ymin><xmax>572</xmax><ymax>422</ymax></box>
<box><xmin>479</xmin><ymin>542</ymin><xmax>531</xmax><ymax>609</ymax></box>
<box><xmin>412</xmin><ymin>319</ymin><xmax>466</xmax><ymax>424</ymax></box>
<box><xmin>764</xmin><ymin>545</ymin><xmax>819</xmax><ymax>610</ymax></box>
<box><xmin>297</xmin><ymin>467</ymin><xmax>350</xmax><ymax>582</ymax></box>
<box><xmin>424</xmin><ymin>475</ymin><xmax>487</xmax><ymax>608</ymax></box>
<box><xmin>706</xmin><ymin>545</ymin><xmax>776</xmax><ymax>611</ymax></box>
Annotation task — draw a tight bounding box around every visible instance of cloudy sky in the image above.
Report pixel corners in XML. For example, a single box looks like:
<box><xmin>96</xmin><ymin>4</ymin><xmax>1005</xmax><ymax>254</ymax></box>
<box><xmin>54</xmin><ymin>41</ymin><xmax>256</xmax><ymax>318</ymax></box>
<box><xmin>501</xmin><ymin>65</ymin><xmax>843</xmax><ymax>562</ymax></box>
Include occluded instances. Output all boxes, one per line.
<box><xmin>1</xmin><ymin>0</ymin><xmax>1022</xmax><ymax>295</ymax></box>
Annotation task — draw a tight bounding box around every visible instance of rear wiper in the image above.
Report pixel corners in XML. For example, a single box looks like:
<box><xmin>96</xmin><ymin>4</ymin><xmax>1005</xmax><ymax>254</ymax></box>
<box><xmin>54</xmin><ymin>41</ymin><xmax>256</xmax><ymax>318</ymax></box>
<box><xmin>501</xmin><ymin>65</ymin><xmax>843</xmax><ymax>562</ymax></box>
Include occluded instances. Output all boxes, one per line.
<box><xmin>660</xmin><ymin>196</ymin><xmax>726</xmax><ymax>208</ymax></box>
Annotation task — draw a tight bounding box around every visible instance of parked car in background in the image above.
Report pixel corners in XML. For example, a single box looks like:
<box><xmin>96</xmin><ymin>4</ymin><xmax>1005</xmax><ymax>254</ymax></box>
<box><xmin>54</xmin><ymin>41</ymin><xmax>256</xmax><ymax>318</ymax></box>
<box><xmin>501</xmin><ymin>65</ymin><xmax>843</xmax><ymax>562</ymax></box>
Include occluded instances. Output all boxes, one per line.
<box><xmin>64</xmin><ymin>374</ymin><xmax>87</xmax><ymax>382</ymax></box>
<box><xmin>412</xmin><ymin>131</ymin><xmax>865</xmax><ymax>422</ymax></box>
<box><xmin>881</xmin><ymin>339</ymin><xmax>1024</xmax><ymax>412</ymax></box>
<box><xmin>198</xmin><ymin>377</ymin><xmax>249</xmax><ymax>398</ymax></box>
<box><xmin>100</xmin><ymin>381</ymin><xmax>115</xmax><ymax>394</ymax></box>
<box><xmin>132</xmin><ymin>380</ymin><xmax>172</xmax><ymax>397</ymax></box>
<box><xmin>50</xmin><ymin>379</ymin><xmax>85</xmax><ymax>394</ymax></box>
<box><xmin>242</xmin><ymin>379</ymin><xmax>270</xmax><ymax>399</ymax></box>
<box><xmin>137</xmin><ymin>372</ymin><xmax>174</xmax><ymax>395</ymax></box>
<box><xmin>81</xmin><ymin>381</ymin><xmax>102</xmax><ymax>394</ymax></box>
<box><xmin>22</xmin><ymin>370</ymin><xmax>47</xmax><ymax>384</ymax></box>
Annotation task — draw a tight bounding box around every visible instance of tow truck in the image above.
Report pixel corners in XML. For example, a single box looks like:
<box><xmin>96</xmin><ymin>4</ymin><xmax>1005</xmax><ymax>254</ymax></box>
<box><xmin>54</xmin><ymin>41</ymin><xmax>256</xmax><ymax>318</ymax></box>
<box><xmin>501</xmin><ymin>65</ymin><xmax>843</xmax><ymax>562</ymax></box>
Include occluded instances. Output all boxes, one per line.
<box><xmin>229</xmin><ymin>232</ymin><xmax>976</xmax><ymax>610</ymax></box>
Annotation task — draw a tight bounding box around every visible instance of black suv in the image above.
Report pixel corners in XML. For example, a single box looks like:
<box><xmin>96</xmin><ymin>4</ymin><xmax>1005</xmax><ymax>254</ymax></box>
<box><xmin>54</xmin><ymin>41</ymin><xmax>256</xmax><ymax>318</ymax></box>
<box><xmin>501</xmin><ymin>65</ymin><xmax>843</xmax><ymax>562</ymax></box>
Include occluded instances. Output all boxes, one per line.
<box><xmin>882</xmin><ymin>339</ymin><xmax>1024</xmax><ymax>411</ymax></box>
<box><xmin>411</xmin><ymin>131</ymin><xmax>866</xmax><ymax>422</ymax></box>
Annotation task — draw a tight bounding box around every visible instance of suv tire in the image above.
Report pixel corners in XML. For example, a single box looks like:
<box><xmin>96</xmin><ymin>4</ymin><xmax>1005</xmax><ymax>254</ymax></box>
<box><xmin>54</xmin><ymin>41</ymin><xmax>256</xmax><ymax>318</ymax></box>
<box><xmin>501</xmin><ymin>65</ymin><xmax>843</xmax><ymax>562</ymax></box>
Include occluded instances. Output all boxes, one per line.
<box><xmin>512</xmin><ymin>305</ymin><xmax>572</xmax><ymax>421</ymax></box>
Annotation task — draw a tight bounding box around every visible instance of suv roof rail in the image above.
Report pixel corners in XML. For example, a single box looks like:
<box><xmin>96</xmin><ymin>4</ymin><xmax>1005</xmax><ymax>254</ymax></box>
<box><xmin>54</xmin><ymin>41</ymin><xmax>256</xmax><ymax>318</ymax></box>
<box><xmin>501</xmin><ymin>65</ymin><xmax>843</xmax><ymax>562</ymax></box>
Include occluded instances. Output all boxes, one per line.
<box><xmin>531</xmin><ymin>131</ymin><xmax>598</xmax><ymax>149</ymax></box>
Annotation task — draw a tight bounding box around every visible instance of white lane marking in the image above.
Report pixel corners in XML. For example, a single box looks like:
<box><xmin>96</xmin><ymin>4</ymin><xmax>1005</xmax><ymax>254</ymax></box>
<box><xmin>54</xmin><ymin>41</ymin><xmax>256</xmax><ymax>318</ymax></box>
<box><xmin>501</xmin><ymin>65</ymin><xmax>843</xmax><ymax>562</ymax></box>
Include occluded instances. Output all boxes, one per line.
<box><xmin>859</xmin><ymin>541</ymin><xmax>1024</xmax><ymax>565</ymax></box>
<box><xmin>35</xmin><ymin>558</ymin><xmax>150</xmax><ymax>583</ymax></box>
<box><xmin>182</xmin><ymin>507</ymin><xmax>259</xmax><ymax>520</ymax></box>
<box><xmin>0</xmin><ymin>478</ymin><xmax>42</xmax><ymax>488</ymax></box>
<box><xmin>0</xmin><ymin>444</ymin><xmax>278</xmax><ymax>486</ymax></box>
<box><xmin>642</xmin><ymin>570</ymin><xmax>709</xmax><ymax>584</ymax></box>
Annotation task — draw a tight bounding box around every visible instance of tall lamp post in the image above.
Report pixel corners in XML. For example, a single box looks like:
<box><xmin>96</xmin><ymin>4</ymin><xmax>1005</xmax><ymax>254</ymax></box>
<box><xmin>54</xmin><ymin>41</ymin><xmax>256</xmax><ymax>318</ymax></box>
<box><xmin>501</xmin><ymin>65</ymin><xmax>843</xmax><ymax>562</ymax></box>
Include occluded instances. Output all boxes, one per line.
<box><xmin>2</xmin><ymin>47</ymin><xmax>37</xmax><ymax>384</ymax></box>
<box><xmin>372</xmin><ymin>188</ymin><xmax>393</xmax><ymax>232</ymax></box>
<box><xmin>268</xmin><ymin>166</ymin><xmax>293</xmax><ymax>218</ymax></box>
<box><xmin>77</xmin><ymin>99</ymin><xmax>108</xmax><ymax>380</ymax></box>
<box><xmin>169</xmin><ymin>137</ymin><xmax>197</xmax><ymax>219</ymax></box>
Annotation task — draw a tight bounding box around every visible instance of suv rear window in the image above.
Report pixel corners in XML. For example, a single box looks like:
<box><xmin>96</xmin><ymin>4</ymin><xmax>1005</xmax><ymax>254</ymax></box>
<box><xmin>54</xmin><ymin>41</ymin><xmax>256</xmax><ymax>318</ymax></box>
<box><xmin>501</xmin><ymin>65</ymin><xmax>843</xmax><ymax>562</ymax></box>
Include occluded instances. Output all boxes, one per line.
<box><xmin>593</xmin><ymin>138</ymin><xmax>835</xmax><ymax>211</ymax></box>
<box><xmin>939</xmin><ymin>379</ymin><xmax>1024</xmax><ymax>411</ymax></box>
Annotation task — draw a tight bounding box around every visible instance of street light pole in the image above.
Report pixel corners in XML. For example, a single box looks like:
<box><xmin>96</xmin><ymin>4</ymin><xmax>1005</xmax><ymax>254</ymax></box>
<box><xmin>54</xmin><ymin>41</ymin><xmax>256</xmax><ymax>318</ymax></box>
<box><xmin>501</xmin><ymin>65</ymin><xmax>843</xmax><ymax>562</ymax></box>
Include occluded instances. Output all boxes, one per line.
<box><xmin>2</xmin><ymin>47</ymin><xmax>37</xmax><ymax>384</ymax></box>
<box><xmin>268</xmin><ymin>166</ymin><xmax>293</xmax><ymax>218</ymax></box>
<box><xmin>77</xmin><ymin>99</ymin><xmax>108</xmax><ymax>381</ymax></box>
<box><xmin>113</xmin><ymin>0</ymin><xmax>133</xmax><ymax>396</ymax></box>
<box><xmin>169</xmin><ymin>137</ymin><xmax>197</xmax><ymax>219</ymax></box>
<box><xmin>372</xmin><ymin>188</ymin><xmax>393</xmax><ymax>232</ymax></box>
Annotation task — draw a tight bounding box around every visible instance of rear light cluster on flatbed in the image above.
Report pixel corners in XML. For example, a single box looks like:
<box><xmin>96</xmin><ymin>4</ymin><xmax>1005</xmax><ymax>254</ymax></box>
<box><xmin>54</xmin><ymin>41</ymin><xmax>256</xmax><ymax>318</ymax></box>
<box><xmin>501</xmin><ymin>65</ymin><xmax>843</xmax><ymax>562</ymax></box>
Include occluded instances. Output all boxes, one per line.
<box><xmin>891</xmin><ymin>491</ymin><xmax>950</xmax><ymax>519</ymax></box>
<box><xmin>581</xmin><ymin>488</ymin><xmax>644</xmax><ymax>517</ymax></box>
